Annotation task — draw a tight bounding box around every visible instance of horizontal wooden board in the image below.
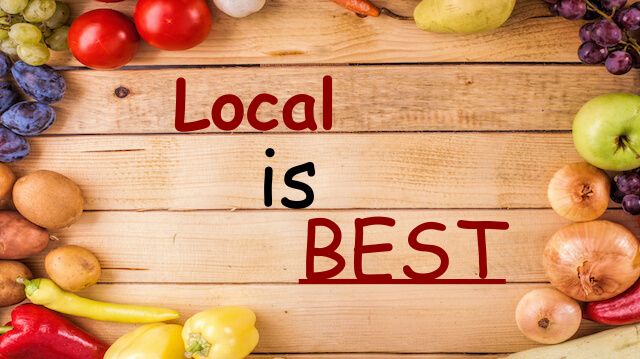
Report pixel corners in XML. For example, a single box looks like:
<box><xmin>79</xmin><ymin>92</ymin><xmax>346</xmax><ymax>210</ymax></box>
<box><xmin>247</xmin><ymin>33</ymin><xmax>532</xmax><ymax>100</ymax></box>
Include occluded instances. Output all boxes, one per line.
<box><xmin>51</xmin><ymin>0</ymin><xmax>583</xmax><ymax>66</ymax></box>
<box><xmin>0</xmin><ymin>284</ymin><xmax>607</xmax><ymax>352</ymax></box>
<box><xmin>10</xmin><ymin>133</ymin><xmax>581</xmax><ymax>210</ymax></box>
<box><xmin>249</xmin><ymin>356</ymin><xmax>499</xmax><ymax>359</ymax></box>
<box><xmin>51</xmin><ymin>65</ymin><xmax>639</xmax><ymax>134</ymax></box>
<box><xmin>22</xmin><ymin>209</ymin><xmax>637</xmax><ymax>284</ymax></box>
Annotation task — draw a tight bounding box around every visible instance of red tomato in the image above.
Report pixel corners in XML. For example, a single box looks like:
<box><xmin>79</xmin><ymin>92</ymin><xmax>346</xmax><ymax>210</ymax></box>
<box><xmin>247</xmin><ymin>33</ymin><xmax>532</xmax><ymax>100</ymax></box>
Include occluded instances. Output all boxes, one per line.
<box><xmin>68</xmin><ymin>9</ymin><xmax>140</xmax><ymax>70</ymax></box>
<box><xmin>134</xmin><ymin>0</ymin><xmax>212</xmax><ymax>51</ymax></box>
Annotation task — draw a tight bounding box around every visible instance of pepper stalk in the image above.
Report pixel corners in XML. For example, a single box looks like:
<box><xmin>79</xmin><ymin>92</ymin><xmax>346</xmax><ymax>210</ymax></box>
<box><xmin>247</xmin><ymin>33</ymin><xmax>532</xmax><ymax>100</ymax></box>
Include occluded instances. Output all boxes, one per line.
<box><xmin>0</xmin><ymin>326</ymin><xmax>12</xmax><ymax>335</ymax></box>
<box><xmin>17</xmin><ymin>277</ymin><xmax>39</xmax><ymax>297</ymax></box>
<box><xmin>184</xmin><ymin>333</ymin><xmax>212</xmax><ymax>358</ymax></box>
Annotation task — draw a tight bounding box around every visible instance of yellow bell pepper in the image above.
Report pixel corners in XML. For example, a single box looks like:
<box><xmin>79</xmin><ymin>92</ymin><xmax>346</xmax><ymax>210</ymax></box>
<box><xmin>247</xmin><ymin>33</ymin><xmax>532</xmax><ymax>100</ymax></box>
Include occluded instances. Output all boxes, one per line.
<box><xmin>182</xmin><ymin>306</ymin><xmax>259</xmax><ymax>359</ymax></box>
<box><xmin>105</xmin><ymin>323</ymin><xmax>185</xmax><ymax>359</ymax></box>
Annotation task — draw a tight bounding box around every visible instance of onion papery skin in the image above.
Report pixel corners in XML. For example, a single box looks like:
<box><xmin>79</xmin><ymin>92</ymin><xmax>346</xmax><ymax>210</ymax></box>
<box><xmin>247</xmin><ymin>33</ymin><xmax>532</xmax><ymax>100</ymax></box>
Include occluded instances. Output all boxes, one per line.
<box><xmin>515</xmin><ymin>288</ymin><xmax>582</xmax><ymax>344</ymax></box>
<box><xmin>543</xmin><ymin>220</ymin><xmax>640</xmax><ymax>302</ymax></box>
<box><xmin>547</xmin><ymin>162</ymin><xmax>610</xmax><ymax>222</ymax></box>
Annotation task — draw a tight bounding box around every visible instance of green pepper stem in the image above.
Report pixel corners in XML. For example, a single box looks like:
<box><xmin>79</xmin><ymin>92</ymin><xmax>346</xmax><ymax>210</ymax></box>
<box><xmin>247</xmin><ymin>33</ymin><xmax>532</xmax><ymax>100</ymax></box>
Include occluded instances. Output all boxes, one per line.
<box><xmin>0</xmin><ymin>326</ymin><xmax>12</xmax><ymax>335</ymax></box>
<box><xmin>185</xmin><ymin>333</ymin><xmax>212</xmax><ymax>358</ymax></box>
<box><xmin>185</xmin><ymin>342</ymin><xmax>202</xmax><ymax>358</ymax></box>
<box><xmin>186</xmin><ymin>342</ymin><xmax>199</xmax><ymax>352</ymax></box>
<box><xmin>17</xmin><ymin>277</ymin><xmax>40</xmax><ymax>297</ymax></box>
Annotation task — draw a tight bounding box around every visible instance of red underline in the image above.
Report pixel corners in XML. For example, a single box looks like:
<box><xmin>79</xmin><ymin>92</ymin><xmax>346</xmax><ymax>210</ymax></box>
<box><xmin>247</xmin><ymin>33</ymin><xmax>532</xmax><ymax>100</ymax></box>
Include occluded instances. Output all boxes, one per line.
<box><xmin>298</xmin><ymin>278</ymin><xmax>507</xmax><ymax>285</ymax></box>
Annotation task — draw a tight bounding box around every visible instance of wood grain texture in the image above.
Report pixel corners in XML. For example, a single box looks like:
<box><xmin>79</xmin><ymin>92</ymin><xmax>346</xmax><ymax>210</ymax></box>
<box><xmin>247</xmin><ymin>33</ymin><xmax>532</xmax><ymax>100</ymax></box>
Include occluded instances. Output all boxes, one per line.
<box><xmin>9</xmin><ymin>133</ymin><xmax>581</xmax><ymax>210</ymax></box>
<box><xmin>0</xmin><ymin>284</ymin><xmax>608</xmax><ymax>352</ymax></box>
<box><xmin>249</xmin><ymin>356</ymin><xmax>500</xmax><ymax>359</ymax></box>
<box><xmin>51</xmin><ymin>65</ymin><xmax>640</xmax><ymax>134</ymax></box>
<box><xmin>22</xmin><ymin>209</ymin><xmax>637</xmax><ymax>284</ymax></box>
<box><xmin>10</xmin><ymin>1</ymin><xmax>623</xmax><ymax>355</ymax></box>
<box><xmin>51</xmin><ymin>0</ymin><xmax>581</xmax><ymax>66</ymax></box>
<box><xmin>248</xmin><ymin>355</ymin><xmax>499</xmax><ymax>359</ymax></box>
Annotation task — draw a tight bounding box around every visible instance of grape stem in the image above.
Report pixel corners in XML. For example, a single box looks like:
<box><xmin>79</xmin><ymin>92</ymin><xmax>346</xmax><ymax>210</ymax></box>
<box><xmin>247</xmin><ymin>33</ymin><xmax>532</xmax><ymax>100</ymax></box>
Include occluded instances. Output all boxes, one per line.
<box><xmin>0</xmin><ymin>15</ymin><xmax>21</xmax><ymax>31</ymax></box>
<box><xmin>626</xmin><ymin>36</ymin><xmax>640</xmax><ymax>54</ymax></box>
<box><xmin>584</xmin><ymin>0</ymin><xmax>613</xmax><ymax>21</ymax></box>
<box><xmin>583</xmin><ymin>1</ymin><xmax>640</xmax><ymax>55</ymax></box>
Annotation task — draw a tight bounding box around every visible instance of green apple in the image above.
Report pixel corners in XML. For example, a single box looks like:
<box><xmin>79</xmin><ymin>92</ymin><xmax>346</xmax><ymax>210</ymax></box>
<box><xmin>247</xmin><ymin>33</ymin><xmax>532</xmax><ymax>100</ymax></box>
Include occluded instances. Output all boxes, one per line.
<box><xmin>573</xmin><ymin>93</ymin><xmax>640</xmax><ymax>171</ymax></box>
<box><xmin>413</xmin><ymin>0</ymin><xmax>516</xmax><ymax>34</ymax></box>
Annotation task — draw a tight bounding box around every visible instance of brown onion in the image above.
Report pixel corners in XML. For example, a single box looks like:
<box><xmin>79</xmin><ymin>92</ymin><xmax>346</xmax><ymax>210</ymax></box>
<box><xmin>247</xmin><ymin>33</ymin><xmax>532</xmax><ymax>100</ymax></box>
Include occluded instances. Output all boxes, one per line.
<box><xmin>547</xmin><ymin>162</ymin><xmax>610</xmax><ymax>222</ymax></box>
<box><xmin>543</xmin><ymin>220</ymin><xmax>640</xmax><ymax>302</ymax></box>
<box><xmin>515</xmin><ymin>288</ymin><xmax>582</xmax><ymax>344</ymax></box>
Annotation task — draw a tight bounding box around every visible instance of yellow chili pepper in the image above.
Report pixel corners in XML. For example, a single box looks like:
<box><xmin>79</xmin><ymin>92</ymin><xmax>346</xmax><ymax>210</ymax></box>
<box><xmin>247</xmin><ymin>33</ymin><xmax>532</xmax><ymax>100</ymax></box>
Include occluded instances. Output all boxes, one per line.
<box><xmin>105</xmin><ymin>323</ymin><xmax>185</xmax><ymax>359</ymax></box>
<box><xmin>182</xmin><ymin>306</ymin><xmax>259</xmax><ymax>359</ymax></box>
<box><xmin>21</xmin><ymin>278</ymin><xmax>180</xmax><ymax>323</ymax></box>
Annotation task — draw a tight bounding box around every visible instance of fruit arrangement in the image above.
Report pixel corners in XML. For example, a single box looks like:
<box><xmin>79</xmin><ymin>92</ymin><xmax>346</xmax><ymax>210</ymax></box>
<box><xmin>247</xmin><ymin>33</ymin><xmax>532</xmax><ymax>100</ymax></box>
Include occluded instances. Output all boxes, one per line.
<box><xmin>0</xmin><ymin>0</ymin><xmax>69</xmax><ymax>66</ymax></box>
<box><xmin>0</xmin><ymin>56</ymin><xmax>65</xmax><ymax>162</ymax></box>
<box><xmin>50</xmin><ymin>0</ymin><xmax>520</xmax><ymax>70</ymax></box>
<box><xmin>3</xmin><ymin>0</ymin><xmax>638</xmax><ymax>357</ymax></box>
<box><xmin>0</xmin><ymin>0</ymin><xmax>273</xmax><ymax>69</ymax></box>
<box><xmin>572</xmin><ymin>92</ymin><xmax>640</xmax><ymax>217</ymax></box>
<box><xmin>0</xmin><ymin>163</ymin><xmax>260</xmax><ymax>358</ymax></box>
<box><xmin>331</xmin><ymin>0</ymin><xmax>517</xmax><ymax>34</ymax></box>
<box><xmin>0</xmin><ymin>2</ymin><xmax>269</xmax><ymax>356</ymax></box>
<box><xmin>512</xmin><ymin>91</ymin><xmax>640</xmax><ymax>351</ymax></box>
<box><xmin>67</xmin><ymin>0</ymin><xmax>269</xmax><ymax>69</ymax></box>
<box><xmin>0</xmin><ymin>165</ymin><xmax>85</xmax><ymax>306</ymax></box>
<box><xmin>547</xmin><ymin>0</ymin><xmax>640</xmax><ymax>75</ymax></box>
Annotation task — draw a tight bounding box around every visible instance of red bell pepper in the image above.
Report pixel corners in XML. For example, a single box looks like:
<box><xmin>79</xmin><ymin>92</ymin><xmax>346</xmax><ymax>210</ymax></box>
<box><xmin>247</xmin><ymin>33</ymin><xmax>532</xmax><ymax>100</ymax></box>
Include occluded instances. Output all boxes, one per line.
<box><xmin>584</xmin><ymin>279</ymin><xmax>640</xmax><ymax>325</ymax></box>
<box><xmin>0</xmin><ymin>303</ymin><xmax>108</xmax><ymax>359</ymax></box>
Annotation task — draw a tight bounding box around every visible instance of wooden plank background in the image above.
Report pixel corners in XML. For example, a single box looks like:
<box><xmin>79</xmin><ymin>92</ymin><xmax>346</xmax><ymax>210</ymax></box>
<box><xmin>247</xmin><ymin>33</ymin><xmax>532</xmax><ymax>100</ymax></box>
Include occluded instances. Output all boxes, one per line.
<box><xmin>52</xmin><ymin>66</ymin><xmax>640</xmax><ymax>134</ymax></box>
<box><xmin>11</xmin><ymin>133</ymin><xmax>581</xmax><ymax>210</ymax></box>
<box><xmin>16</xmin><ymin>209</ymin><xmax>634</xmax><ymax>284</ymax></box>
<box><xmin>53</xmin><ymin>0</ymin><xmax>580</xmax><ymax>65</ymax></box>
<box><xmin>1</xmin><ymin>0</ymin><xmax>636</xmax><ymax>357</ymax></box>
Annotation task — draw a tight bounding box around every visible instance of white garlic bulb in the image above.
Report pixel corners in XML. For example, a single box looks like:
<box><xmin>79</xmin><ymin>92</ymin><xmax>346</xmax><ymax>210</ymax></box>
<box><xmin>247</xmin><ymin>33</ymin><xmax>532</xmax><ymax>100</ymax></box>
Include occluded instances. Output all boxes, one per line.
<box><xmin>213</xmin><ymin>0</ymin><xmax>266</xmax><ymax>18</ymax></box>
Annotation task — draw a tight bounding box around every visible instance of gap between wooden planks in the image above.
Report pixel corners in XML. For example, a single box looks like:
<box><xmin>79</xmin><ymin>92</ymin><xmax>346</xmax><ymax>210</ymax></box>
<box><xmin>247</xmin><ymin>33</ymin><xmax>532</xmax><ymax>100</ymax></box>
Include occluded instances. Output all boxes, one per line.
<box><xmin>20</xmin><ymin>209</ymin><xmax>637</xmax><ymax>284</ymax></box>
<box><xmin>10</xmin><ymin>132</ymin><xmax>581</xmax><ymax>210</ymax></box>
<box><xmin>0</xmin><ymin>283</ymin><xmax>608</xmax><ymax>353</ymax></box>
<box><xmin>50</xmin><ymin>65</ymin><xmax>640</xmax><ymax>135</ymax></box>
<box><xmin>51</xmin><ymin>0</ymin><xmax>578</xmax><ymax>66</ymax></box>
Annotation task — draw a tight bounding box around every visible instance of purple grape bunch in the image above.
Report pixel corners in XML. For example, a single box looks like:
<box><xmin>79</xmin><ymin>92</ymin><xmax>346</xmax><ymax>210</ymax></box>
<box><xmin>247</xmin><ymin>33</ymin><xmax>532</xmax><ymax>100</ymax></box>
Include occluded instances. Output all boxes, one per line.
<box><xmin>547</xmin><ymin>0</ymin><xmax>640</xmax><ymax>75</ymax></box>
<box><xmin>613</xmin><ymin>171</ymin><xmax>640</xmax><ymax>215</ymax></box>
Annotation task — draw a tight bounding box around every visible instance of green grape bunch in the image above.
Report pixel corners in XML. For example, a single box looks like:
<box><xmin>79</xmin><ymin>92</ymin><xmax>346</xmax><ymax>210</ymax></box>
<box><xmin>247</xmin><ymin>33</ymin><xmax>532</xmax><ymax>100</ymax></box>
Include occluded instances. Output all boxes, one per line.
<box><xmin>0</xmin><ymin>0</ymin><xmax>70</xmax><ymax>66</ymax></box>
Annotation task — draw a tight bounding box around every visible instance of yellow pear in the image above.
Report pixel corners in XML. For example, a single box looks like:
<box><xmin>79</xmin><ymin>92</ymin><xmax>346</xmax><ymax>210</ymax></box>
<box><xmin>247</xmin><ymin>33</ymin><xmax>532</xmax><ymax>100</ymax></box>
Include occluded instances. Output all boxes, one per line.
<box><xmin>414</xmin><ymin>0</ymin><xmax>516</xmax><ymax>34</ymax></box>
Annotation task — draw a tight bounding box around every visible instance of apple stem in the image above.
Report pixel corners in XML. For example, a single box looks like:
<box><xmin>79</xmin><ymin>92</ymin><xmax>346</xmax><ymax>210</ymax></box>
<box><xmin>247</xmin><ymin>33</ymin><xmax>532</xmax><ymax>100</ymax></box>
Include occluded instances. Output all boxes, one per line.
<box><xmin>617</xmin><ymin>135</ymin><xmax>640</xmax><ymax>159</ymax></box>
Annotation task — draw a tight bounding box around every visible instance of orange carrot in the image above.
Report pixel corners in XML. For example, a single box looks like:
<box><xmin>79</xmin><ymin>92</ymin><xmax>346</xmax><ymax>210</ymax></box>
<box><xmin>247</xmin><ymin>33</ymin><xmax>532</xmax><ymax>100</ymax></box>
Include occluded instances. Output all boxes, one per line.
<box><xmin>332</xmin><ymin>0</ymin><xmax>381</xmax><ymax>17</ymax></box>
<box><xmin>331</xmin><ymin>0</ymin><xmax>412</xmax><ymax>20</ymax></box>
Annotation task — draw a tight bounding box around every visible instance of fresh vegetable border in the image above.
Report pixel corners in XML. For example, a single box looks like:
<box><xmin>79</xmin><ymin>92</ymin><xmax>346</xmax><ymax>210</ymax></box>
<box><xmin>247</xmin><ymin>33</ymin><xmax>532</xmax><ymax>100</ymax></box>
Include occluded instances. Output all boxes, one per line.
<box><xmin>2</xmin><ymin>0</ymin><xmax>640</xmax><ymax>358</ymax></box>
